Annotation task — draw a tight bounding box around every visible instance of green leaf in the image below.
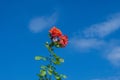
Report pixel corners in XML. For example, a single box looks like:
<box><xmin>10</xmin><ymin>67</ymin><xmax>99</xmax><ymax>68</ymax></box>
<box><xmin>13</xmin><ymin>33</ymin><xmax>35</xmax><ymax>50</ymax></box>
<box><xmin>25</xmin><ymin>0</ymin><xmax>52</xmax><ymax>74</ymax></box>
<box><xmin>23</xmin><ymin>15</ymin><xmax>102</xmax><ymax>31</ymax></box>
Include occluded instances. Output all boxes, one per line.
<box><xmin>40</xmin><ymin>70</ymin><xmax>46</xmax><ymax>76</ymax></box>
<box><xmin>47</xmin><ymin>69</ymin><xmax>53</xmax><ymax>75</ymax></box>
<box><xmin>52</xmin><ymin>56</ymin><xmax>64</xmax><ymax>65</ymax></box>
<box><xmin>40</xmin><ymin>65</ymin><xmax>47</xmax><ymax>69</ymax></box>
<box><xmin>56</xmin><ymin>44</ymin><xmax>60</xmax><ymax>48</ymax></box>
<box><xmin>63</xmin><ymin>75</ymin><xmax>67</xmax><ymax>79</ymax></box>
<box><xmin>60</xmin><ymin>74</ymin><xmax>67</xmax><ymax>79</ymax></box>
<box><xmin>59</xmin><ymin>58</ymin><xmax>64</xmax><ymax>63</ymax></box>
<box><xmin>55</xmin><ymin>75</ymin><xmax>60</xmax><ymax>79</ymax></box>
<box><xmin>47</xmin><ymin>66</ymin><xmax>54</xmax><ymax>75</ymax></box>
<box><xmin>52</xmin><ymin>60</ymin><xmax>60</xmax><ymax>65</ymax></box>
<box><xmin>35</xmin><ymin>56</ymin><xmax>46</xmax><ymax>61</ymax></box>
<box><xmin>53</xmin><ymin>71</ymin><xmax>58</xmax><ymax>75</ymax></box>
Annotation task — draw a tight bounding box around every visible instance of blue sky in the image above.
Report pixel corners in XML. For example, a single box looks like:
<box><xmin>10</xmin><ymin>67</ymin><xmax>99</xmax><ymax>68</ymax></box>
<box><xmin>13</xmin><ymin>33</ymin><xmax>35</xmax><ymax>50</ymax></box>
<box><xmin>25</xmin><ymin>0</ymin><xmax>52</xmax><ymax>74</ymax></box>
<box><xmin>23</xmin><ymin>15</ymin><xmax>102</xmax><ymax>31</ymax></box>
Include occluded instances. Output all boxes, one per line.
<box><xmin>1</xmin><ymin>0</ymin><xmax>120</xmax><ymax>80</ymax></box>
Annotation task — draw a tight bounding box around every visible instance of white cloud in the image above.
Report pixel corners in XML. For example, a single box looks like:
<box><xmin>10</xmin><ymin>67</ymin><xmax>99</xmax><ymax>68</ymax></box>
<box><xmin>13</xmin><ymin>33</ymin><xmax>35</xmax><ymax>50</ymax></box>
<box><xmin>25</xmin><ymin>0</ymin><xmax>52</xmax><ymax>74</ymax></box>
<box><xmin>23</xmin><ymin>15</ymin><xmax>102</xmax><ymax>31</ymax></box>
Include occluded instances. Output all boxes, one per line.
<box><xmin>71</xmin><ymin>13</ymin><xmax>120</xmax><ymax>51</ymax></box>
<box><xmin>107</xmin><ymin>47</ymin><xmax>120</xmax><ymax>66</ymax></box>
<box><xmin>83</xmin><ymin>14</ymin><xmax>120</xmax><ymax>38</ymax></box>
<box><xmin>70</xmin><ymin>38</ymin><xmax>105</xmax><ymax>50</ymax></box>
<box><xmin>70</xmin><ymin>13</ymin><xmax>120</xmax><ymax>66</ymax></box>
<box><xmin>29</xmin><ymin>12</ymin><xmax>57</xmax><ymax>33</ymax></box>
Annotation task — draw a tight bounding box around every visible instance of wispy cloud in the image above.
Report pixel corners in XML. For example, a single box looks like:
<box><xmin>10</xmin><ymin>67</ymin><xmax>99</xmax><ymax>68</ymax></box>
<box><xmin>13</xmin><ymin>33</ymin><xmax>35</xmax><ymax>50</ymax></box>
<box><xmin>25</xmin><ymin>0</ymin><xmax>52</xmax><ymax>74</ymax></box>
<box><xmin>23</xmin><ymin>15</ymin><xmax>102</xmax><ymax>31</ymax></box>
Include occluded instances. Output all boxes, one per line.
<box><xmin>107</xmin><ymin>47</ymin><xmax>120</xmax><ymax>66</ymax></box>
<box><xmin>70</xmin><ymin>38</ymin><xmax>105</xmax><ymax>50</ymax></box>
<box><xmin>71</xmin><ymin>14</ymin><xmax>120</xmax><ymax>50</ymax></box>
<box><xmin>29</xmin><ymin>12</ymin><xmax>57</xmax><ymax>33</ymax></box>
<box><xmin>70</xmin><ymin>13</ymin><xmax>120</xmax><ymax>66</ymax></box>
<box><xmin>83</xmin><ymin>13</ymin><xmax>120</xmax><ymax>38</ymax></box>
<box><xmin>71</xmin><ymin>14</ymin><xmax>120</xmax><ymax>49</ymax></box>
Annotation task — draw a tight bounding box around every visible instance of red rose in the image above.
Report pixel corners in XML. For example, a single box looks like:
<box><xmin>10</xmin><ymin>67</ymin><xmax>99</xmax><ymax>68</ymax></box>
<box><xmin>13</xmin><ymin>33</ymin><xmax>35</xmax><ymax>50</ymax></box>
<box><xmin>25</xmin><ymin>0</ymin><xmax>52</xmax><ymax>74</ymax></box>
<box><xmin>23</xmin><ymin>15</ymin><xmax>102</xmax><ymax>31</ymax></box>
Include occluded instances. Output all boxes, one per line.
<box><xmin>49</xmin><ymin>26</ymin><xmax>62</xmax><ymax>38</ymax></box>
<box><xmin>59</xmin><ymin>35</ymin><xmax>68</xmax><ymax>47</ymax></box>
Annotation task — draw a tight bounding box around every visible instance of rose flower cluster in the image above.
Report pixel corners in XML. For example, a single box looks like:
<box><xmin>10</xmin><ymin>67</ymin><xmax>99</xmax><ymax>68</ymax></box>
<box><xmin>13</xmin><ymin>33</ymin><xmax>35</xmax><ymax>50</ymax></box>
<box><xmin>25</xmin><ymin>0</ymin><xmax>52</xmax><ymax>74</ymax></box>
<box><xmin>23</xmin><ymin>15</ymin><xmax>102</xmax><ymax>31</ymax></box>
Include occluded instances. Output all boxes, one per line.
<box><xmin>49</xmin><ymin>26</ymin><xmax>68</xmax><ymax>48</ymax></box>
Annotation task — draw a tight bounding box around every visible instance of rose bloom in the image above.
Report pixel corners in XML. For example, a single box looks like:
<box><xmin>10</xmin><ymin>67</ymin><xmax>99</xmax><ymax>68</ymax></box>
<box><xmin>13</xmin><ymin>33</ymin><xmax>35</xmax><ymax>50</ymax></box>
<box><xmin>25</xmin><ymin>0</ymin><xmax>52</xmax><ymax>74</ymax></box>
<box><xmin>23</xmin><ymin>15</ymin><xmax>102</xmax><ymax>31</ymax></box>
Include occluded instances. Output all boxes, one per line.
<box><xmin>49</xmin><ymin>26</ymin><xmax>62</xmax><ymax>38</ymax></box>
<box><xmin>59</xmin><ymin>35</ymin><xmax>68</xmax><ymax>47</ymax></box>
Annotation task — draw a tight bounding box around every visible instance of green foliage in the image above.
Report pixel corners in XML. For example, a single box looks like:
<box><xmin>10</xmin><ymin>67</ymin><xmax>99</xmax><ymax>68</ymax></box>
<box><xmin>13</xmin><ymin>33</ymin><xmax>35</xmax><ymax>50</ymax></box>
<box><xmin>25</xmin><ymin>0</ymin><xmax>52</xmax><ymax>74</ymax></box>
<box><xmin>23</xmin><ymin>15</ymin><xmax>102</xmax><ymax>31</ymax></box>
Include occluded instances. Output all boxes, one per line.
<box><xmin>35</xmin><ymin>42</ymin><xmax>67</xmax><ymax>80</ymax></box>
<box><xmin>60</xmin><ymin>74</ymin><xmax>67</xmax><ymax>79</ymax></box>
<box><xmin>40</xmin><ymin>65</ymin><xmax>47</xmax><ymax>69</ymax></box>
<box><xmin>47</xmin><ymin>68</ymin><xmax>53</xmax><ymax>75</ymax></box>
<box><xmin>59</xmin><ymin>58</ymin><xmax>64</xmax><ymax>63</ymax></box>
<box><xmin>35</xmin><ymin>56</ymin><xmax>46</xmax><ymax>61</ymax></box>
<box><xmin>40</xmin><ymin>70</ymin><xmax>46</xmax><ymax>76</ymax></box>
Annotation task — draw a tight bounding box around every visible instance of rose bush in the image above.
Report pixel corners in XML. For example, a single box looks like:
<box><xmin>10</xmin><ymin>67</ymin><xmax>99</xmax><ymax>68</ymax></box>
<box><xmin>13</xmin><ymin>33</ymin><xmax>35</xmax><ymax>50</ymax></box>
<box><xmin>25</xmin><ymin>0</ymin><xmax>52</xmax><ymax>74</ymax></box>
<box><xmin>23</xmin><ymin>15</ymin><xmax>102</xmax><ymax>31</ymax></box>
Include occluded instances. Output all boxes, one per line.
<box><xmin>35</xmin><ymin>26</ymin><xmax>68</xmax><ymax>80</ymax></box>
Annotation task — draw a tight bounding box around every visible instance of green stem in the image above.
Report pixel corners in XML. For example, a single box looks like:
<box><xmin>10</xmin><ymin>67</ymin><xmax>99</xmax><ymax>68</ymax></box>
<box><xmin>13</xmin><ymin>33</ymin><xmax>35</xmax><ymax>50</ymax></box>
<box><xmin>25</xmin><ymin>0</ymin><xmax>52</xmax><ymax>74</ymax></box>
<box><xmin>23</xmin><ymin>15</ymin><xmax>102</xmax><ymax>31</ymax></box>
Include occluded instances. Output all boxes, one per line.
<box><xmin>45</xmin><ymin>44</ymin><xmax>54</xmax><ymax>80</ymax></box>
<box><xmin>45</xmin><ymin>44</ymin><xmax>56</xmax><ymax>56</ymax></box>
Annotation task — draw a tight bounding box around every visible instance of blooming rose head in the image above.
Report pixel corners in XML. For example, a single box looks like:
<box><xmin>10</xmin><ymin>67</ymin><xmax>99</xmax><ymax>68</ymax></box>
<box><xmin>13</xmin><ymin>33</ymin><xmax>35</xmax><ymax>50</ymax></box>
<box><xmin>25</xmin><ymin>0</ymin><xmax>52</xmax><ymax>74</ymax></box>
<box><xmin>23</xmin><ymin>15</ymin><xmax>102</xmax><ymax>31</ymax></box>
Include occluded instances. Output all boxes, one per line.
<box><xmin>49</xmin><ymin>26</ymin><xmax>62</xmax><ymax>38</ymax></box>
<box><xmin>59</xmin><ymin>35</ymin><xmax>68</xmax><ymax>47</ymax></box>
<box><xmin>49</xmin><ymin>26</ymin><xmax>68</xmax><ymax>48</ymax></box>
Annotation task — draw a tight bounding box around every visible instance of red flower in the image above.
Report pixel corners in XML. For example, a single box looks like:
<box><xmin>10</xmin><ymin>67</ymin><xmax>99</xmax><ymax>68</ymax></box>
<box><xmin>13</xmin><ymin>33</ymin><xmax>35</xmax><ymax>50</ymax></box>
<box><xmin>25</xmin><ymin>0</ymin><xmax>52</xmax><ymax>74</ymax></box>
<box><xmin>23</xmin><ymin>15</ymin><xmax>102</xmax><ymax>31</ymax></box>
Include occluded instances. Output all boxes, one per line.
<box><xmin>49</xmin><ymin>26</ymin><xmax>68</xmax><ymax>48</ymax></box>
<box><xmin>49</xmin><ymin>26</ymin><xmax>62</xmax><ymax>38</ymax></box>
<box><xmin>59</xmin><ymin>35</ymin><xmax>68</xmax><ymax>47</ymax></box>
